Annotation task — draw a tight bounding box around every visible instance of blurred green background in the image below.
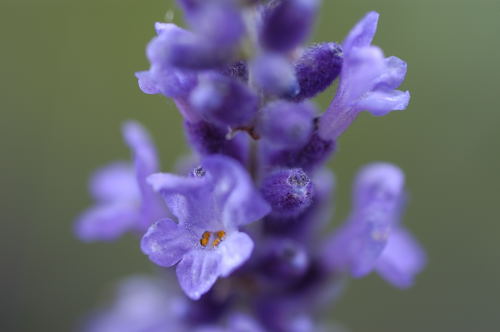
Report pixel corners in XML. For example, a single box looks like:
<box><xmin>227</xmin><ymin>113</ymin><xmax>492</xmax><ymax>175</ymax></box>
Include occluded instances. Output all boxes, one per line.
<box><xmin>2</xmin><ymin>0</ymin><xmax>499</xmax><ymax>331</ymax></box>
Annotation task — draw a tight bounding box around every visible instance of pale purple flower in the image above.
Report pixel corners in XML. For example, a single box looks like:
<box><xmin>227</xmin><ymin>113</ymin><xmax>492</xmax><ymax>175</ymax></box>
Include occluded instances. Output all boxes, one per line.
<box><xmin>75</xmin><ymin>122</ymin><xmax>165</xmax><ymax>241</ymax></box>
<box><xmin>318</xmin><ymin>12</ymin><xmax>410</xmax><ymax>140</ymax></box>
<box><xmin>322</xmin><ymin>163</ymin><xmax>425</xmax><ymax>286</ymax></box>
<box><xmin>375</xmin><ymin>226</ymin><xmax>426</xmax><ymax>288</ymax></box>
<box><xmin>141</xmin><ymin>155</ymin><xmax>270</xmax><ymax>299</ymax></box>
<box><xmin>83</xmin><ymin>276</ymin><xmax>188</xmax><ymax>332</ymax></box>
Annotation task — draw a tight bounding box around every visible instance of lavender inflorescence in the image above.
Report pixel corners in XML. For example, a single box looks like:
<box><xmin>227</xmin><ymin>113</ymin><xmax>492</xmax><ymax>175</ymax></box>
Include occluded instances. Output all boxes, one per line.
<box><xmin>76</xmin><ymin>1</ymin><xmax>425</xmax><ymax>331</ymax></box>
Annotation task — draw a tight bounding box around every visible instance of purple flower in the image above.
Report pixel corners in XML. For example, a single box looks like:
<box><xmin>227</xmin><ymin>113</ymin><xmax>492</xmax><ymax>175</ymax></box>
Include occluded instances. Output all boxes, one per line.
<box><xmin>318</xmin><ymin>12</ymin><xmax>410</xmax><ymax>140</ymax></box>
<box><xmin>75</xmin><ymin>122</ymin><xmax>165</xmax><ymax>242</ymax></box>
<box><xmin>136</xmin><ymin>24</ymin><xmax>198</xmax><ymax>98</ymax></box>
<box><xmin>83</xmin><ymin>276</ymin><xmax>189</xmax><ymax>332</ymax></box>
<box><xmin>375</xmin><ymin>226</ymin><xmax>426</xmax><ymax>288</ymax></box>
<box><xmin>322</xmin><ymin>163</ymin><xmax>425</xmax><ymax>286</ymax></box>
<box><xmin>141</xmin><ymin>155</ymin><xmax>271</xmax><ymax>299</ymax></box>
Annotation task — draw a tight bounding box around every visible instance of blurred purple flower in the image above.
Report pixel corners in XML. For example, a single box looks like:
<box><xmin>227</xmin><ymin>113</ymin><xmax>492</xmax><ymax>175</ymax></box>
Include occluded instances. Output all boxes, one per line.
<box><xmin>75</xmin><ymin>122</ymin><xmax>166</xmax><ymax>242</ymax></box>
<box><xmin>322</xmin><ymin>163</ymin><xmax>425</xmax><ymax>286</ymax></box>
<box><xmin>83</xmin><ymin>276</ymin><xmax>188</xmax><ymax>332</ymax></box>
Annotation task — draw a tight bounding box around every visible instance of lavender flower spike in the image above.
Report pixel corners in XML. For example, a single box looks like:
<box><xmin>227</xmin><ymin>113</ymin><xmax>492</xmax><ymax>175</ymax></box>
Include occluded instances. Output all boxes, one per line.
<box><xmin>318</xmin><ymin>12</ymin><xmax>410</xmax><ymax>140</ymax></box>
<box><xmin>75</xmin><ymin>121</ymin><xmax>165</xmax><ymax>241</ymax></box>
<box><xmin>141</xmin><ymin>155</ymin><xmax>271</xmax><ymax>300</ymax></box>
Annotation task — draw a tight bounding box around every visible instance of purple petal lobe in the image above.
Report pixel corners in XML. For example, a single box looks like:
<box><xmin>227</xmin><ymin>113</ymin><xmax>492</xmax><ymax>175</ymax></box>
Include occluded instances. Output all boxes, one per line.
<box><xmin>202</xmin><ymin>155</ymin><xmax>271</xmax><ymax>228</ymax></box>
<box><xmin>376</xmin><ymin>56</ymin><xmax>407</xmax><ymax>90</ymax></box>
<box><xmin>343</xmin><ymin>11</ymin><xmax>379</xmax><ymax>52</ymax></box>
<box><xmin>135</xmin><ymin>71</ymin><xmax>160</xmax><ymax>95</ymax></box>
<box><xmin>141</xmin><ymin>219</ymin><xmax>195</xmax><ymax>267</ymax></box>
<box><xmin>147</xmin><ymin>172</ymin><xmax>213</xmax><ymax>228</ymax></box>
<box><xmin>90</xmin><ymin>162</ymin><xmax>139</xmax><ymax>202</ymax></box>
<box><xmin>176</xmin><ymin>249</ymin><xmax>222</xmax><ymax>300</ymax></box>
<box><xmin>375</xmin><ymin>227</ymin><xmax>426</xmax><ymax>288</ymax></box>
<box><xmin>123</xmin><ymin>121</ymin><xmax>164</xmax><ymax>230</ymax></box>
<box><xmin>217</xmin><ymin>231</ymin><xmax>254</xmax><ymax>277</ymax></box>
<box><xmin>75</xmin><ymin>203</ymin><xmax>138</xmax><ymax>242</ymax></box>
<box><xmin>355</xmin><ymin>89</ymin><xmax>410</xmax><ymax>116</ymax></box>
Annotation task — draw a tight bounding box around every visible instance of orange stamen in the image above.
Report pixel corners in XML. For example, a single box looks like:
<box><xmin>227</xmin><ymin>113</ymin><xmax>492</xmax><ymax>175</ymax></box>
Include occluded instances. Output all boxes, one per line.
<box><xmin>200</xmin><ymin>231</ymin><xmax>211</xmax><ymax>247</ymax></box>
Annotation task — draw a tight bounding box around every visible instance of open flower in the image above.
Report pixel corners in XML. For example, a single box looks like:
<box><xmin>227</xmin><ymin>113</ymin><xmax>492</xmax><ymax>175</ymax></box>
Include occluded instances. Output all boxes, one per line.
<box><xmin>318</xmin><ymin>12</ymin><xmax>410</xmax><ymax>140</ymax></box>
<box><xmin>322</xmin><ymin>163</ymin><xmax>425</xmax><ymax>287</ymax></box>
<box><xmin>141</xmin><ymin>155</ymin><xmax>271</xmax><ymax>299</ymax></box>
<box><xmin>75</xmin><ymin>122</ymin><xmax>166</xmax><ymax>241</ymax></box>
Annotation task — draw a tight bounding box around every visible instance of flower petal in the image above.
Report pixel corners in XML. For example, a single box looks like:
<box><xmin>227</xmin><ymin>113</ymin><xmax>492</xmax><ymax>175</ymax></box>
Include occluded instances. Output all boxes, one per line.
<box><xmin>89</xmin><ymin>162</ymin><xmax>139</xmax><ymax>202</ymax></box>
<box><xmin>376</xmin><ymin>56</ymin><xmax>407</xmax><ymax>90</ymax></box>
<box><xmin>202</xmin><ymin>155</ymin><xmax>271</xmax><ymax>228</ymax></box>
<box><xmin>343</xmin><ymin>11</ymin><xmax>379</xmax><ymax>53</ymax></box>
<box><xmin>75</xmin><ymin>203</ymin><xmax>138</xmax><ymax>242</ymax></box>
<box><xmin>318</xmin><ymin>46</ymin><xmax>385</xmax><ymax>140</ymax></box>
<box><xmin>147</xmin><ymin>172</ymin><xmax>217</xmax><ymax>229</ymax></box>
<box><xmin>322</xmin><ymin>163</ymin><xmax>405</xmax><ymax>277</ymax></box>
<box><xmin>375</xmin><ymin>227</ymin><xmax>426</xmax><ymax>288</ymax></box>
<box><xmin>123</xmin><ymin>121</ymin><xmax>165</xmax><ymax>230</ymax></box>
<box><xmin>141</xmin><ymin>219</ymin><xmax>195</xmax><ymax>268</ymax></box>
<box><xmin>353</xmin><ymin>163</ymin><xmax>405</xmax><ymax>210</ymax></box>
<box><xmin>217</xmin><ymin>231</ymin><xmax>254</xmax><ymax>277</ymax></box>
<box><xmin>135</xmin><ymin>70</ymin><xmax>160</xmax><ymax>95</ymax></box>
<box><xmin>176</xmin><ymin>249</ymin><xmax>222</xmax><ymax>300</ymax></box>
<box><xmin>355</xmin><ymin>89</ymin><xmax>410</xmax><ymax>116</ymax></box>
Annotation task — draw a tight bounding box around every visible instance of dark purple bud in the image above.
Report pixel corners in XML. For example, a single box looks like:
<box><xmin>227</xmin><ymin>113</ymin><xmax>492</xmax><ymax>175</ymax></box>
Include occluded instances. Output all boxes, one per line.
<box><xmin>264</xmin><ymin>168</ymin><xmax>334</xmax><ymax>243</ymax></box>
<box><xmin>261</xmin><ymin>168</ymin><xmax>314</xmax><ymax>218</ymax></box>
<box><xmin>184</xmin><ymin>120</ymin><xmax>249</xmax><ymax>164</ymax></box>
<box><xmin>250</xmin><ymin>53</ymin><xmax>299</xmax><ymax>97</ymax></box>
<box><xmin>292</xmin><ymin>42</ymin><xmax>343</xmax><ymax>101</ymax></box>
<box><xmin>260</xmin><ymin>0</ymin><xmax>319</xmax><ymax>52</ymax></box>
<box><xmin>258</xmin><ymin>100</ymin><xmax>315</xmax><ymax>149</ymax></box>
<box><xmin>190</xmin><ymin>73</ymin><xmax>259</xmax><ymax>127</ymax></box>
<box><xmin>264</xmin><ymin>129</ymin><xmax>335</xmax><ymax>171</ymax></box>
<box><xmin>259</xmin><ymin>237</ymin><xmax>309</xmax><ymax>280</ymax></box>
